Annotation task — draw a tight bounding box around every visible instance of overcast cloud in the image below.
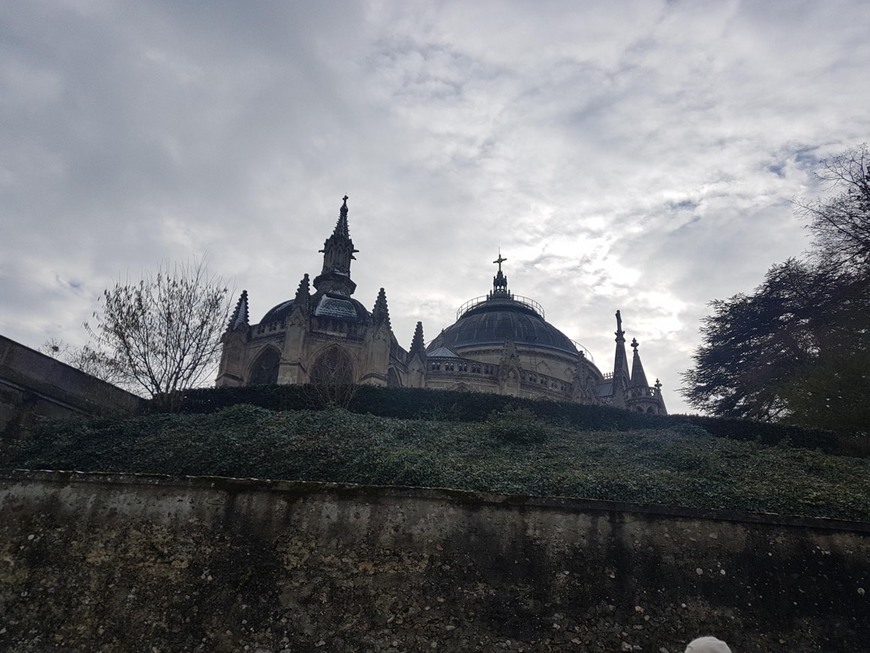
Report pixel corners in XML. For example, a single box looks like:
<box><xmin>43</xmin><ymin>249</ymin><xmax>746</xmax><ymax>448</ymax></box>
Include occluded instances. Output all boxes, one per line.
<box><xmin>2</xmin><ymin>0</ymin><xmax>869</xmax><ymax>413</ymax></box>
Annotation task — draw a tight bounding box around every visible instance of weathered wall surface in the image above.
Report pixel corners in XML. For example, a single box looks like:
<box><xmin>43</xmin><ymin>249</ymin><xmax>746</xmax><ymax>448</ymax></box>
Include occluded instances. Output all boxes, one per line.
<box><xmin>0</xmin><ymin>336</ymin><xmax>141</xmax><ymax>439</ymax></box>
<box><xmin>0</xmin><ymin>470</ymin><xmax>867</xmax><ymax>652</ymax></box>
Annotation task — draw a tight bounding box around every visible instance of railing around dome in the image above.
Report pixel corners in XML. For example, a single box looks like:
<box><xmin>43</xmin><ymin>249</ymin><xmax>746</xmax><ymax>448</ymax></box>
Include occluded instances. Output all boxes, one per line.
<box><xmin>456</xmin><ymin>295</ymin><xmax>545</xmax><ymax>320</ymax></box>
<box><xmin>571</xmin><ymin>340</ymin><xmax>595</xmax><ymax>363</ymax></box>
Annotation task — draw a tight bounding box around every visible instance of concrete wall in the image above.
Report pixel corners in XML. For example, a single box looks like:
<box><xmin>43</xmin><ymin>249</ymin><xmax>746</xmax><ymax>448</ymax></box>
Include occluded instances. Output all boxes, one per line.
<box><xmin>1</xmin><ymin>469</ymin><xmax>867</xmax><ymax>652</ymax></box>
<box><xmin>0</xmin><ymin>336</ymin><xmax>141</xmax><ymax>438</ymax></box>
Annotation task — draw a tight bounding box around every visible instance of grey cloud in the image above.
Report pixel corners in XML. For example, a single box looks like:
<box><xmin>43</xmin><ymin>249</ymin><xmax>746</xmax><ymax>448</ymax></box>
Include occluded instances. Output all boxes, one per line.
<box><xmin>3</xmin><ymin>0</ymin><xmax>870</xmax><ymax>414</ymax></box>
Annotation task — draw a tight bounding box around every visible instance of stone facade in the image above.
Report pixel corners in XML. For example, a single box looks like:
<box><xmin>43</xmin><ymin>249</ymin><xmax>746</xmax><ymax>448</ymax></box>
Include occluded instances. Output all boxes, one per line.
<box><xmin>1</xmin><ymin>470</ymin><xmax>867</xmax><ymax>652</ymax></box>
<box><xmin>216</xmin><ymin>198</ymin><xmax>666</xmax><ymax>415</ymax></box>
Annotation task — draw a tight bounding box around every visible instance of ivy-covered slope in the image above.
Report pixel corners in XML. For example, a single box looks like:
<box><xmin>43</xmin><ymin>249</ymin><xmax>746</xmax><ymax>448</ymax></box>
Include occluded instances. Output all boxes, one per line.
<box><xmin>4</xmin><ymin>404</ymin><xmax>869</xmax><ymax>522</ymax></box>
<box><xmin>174</xmin><ymin>385</ymin><xmax>849</xmax><ymax>453</ymax></box>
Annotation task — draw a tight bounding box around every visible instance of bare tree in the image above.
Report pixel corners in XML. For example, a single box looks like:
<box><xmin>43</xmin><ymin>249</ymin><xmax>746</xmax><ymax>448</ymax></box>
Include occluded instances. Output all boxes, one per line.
<box><xmin>306</xmin><ymin>346</ymin><xmax>357</xmax><ymax>408</ymax></box>
<box><xmin>84</xmin><ymin>258</ymin><xmax>232</xmax><ymax>402</ymax></box>
<box><xmin>796</xmin><ymin>143</ymin><xmax>870</xmax><ymax>269</ymax></box>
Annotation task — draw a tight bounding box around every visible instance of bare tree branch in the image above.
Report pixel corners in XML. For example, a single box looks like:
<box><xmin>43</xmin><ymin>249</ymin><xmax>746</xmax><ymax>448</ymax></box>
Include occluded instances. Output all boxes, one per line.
<box><xmin>795</xmin><ymin>143</ymin><xmax>870</xmax><ymax>270</ymax></box>
<box><xmin>83</xmin><ymin>258</ymin><xmax>232</xmax><ymax>402</ymax></box>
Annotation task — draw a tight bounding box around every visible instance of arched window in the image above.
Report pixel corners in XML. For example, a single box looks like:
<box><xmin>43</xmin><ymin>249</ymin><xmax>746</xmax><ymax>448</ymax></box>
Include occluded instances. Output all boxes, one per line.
<box><xmin>310</xmin><ymin>347</ymin><xmax>354</xmax><ymax>386</ymax></box>
<box><xmin>250</xmin><ymin>349</ymin><xmax>280</xmax><ymax>385</ymax></box>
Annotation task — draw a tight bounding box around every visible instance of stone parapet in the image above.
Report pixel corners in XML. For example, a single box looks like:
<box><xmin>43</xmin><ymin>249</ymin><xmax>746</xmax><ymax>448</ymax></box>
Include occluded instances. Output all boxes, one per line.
<box><xmin>0</xmin><ymin>336</ymin><xmax>141</xmax><ymax>438</ymax></box>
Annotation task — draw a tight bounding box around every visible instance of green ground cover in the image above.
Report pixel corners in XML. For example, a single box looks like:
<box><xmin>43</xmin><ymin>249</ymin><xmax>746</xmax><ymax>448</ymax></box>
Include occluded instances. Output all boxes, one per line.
<box><xmin>3</xmin><ymin>404</ymin><xmax>868</xmax><ymax>522</ymax></box>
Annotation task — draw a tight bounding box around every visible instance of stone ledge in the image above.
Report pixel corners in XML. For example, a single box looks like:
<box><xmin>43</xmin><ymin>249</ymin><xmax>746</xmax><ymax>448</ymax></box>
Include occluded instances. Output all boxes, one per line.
<box><xmin>3</xmin><ymin>467</ymin><xmax>868</xmax><ymax>533</ymax></box>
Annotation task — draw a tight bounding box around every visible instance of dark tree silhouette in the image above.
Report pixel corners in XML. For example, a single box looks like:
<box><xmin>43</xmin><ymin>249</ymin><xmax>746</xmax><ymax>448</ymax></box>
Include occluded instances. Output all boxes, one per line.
<box><xmin>684</xmin><ymin>145</ymin><xmax>870</xmax><ymax>435</ymax></box>
<box><xmin>682</xmin><ymin>260</ymin><xmax>868</xmax><ymax>432</ymax></box>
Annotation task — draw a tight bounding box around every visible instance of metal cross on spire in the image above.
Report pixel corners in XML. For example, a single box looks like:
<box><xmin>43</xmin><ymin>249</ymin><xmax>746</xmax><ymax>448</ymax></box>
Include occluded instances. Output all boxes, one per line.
<box><xmin>493</xmin><ymin>251</ymin><xmax>507</xmax><ymax>273</ymax></box>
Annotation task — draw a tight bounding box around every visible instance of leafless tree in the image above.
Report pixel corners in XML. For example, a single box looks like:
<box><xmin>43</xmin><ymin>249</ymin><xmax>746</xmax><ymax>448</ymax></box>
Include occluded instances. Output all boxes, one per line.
<box><xmin>306</xmin><ymin>346</ymin><xmax>357</xmax><ymax>408</ymax></box>
<box><xmin>796</xmin><ymin>143</ymin><xmax>870</xmax><ymax>269</ymax></box>
<box><xmin>84</xmin><ymin>258</ymin><xmax>232</xmax><ymax>403</ymax></box>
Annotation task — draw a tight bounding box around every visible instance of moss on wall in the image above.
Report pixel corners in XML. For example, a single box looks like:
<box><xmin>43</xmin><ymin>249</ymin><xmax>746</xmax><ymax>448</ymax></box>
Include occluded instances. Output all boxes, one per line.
<box><xmin>1</xmin><ymin>470</ymin><xmax>867</xmax><ymax>652</ymax></box>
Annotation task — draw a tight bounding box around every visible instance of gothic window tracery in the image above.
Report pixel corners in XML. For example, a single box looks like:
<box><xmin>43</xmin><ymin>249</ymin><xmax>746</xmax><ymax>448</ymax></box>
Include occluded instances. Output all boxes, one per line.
<box><xmin>250</xmin><ymin>349</ymin><xmax>280</xmax><ymax>385</ymax></box>
<box><xmin>311</xmin><ymin>346</ymin><xmax>354</xmax><ymax>385</ymax></box>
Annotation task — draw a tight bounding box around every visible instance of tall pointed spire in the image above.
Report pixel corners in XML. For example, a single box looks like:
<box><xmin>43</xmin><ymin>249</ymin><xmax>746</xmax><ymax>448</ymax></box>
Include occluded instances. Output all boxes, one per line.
<box><xmin>313</xmin><ymin>195</ymin><xmax>359</xmax><ymax>296</ymax></box>
<box><xmin>612</xmin><ymin>310</ymin><xmax>630</xmax><ymax>385</ymax></box>
<box><xmin>629</xmin><ymin>338</ymin><xmax>649</xmax><ymax>388</ymax></box>
<box><xmin>372</xmin><ymin>287</ymin><xmax>391</xmax><ymax>328</ymax></box>
<box><xmin>409</xmin><ymin>321</ymin><xmax>425</xmax><ymax>356</ymax></box>
<box><xmin>227</xmin><ymin>290</ymin><xmax>249</xmax><ymax>331</ymax></box>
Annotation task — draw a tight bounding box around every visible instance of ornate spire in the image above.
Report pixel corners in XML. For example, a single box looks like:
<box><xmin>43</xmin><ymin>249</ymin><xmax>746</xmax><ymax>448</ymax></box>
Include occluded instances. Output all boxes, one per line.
<box><xmin>491</xmin><ymin>250</ymin><xmax>510</xmax><ymax>296</ymax></box>
<box><xmin>227</xmin><ymin>290</ymin><xmax>249</xmax><ymax>331</ymax></box>
<box><xmin>334</xmin><ymin>195</ymin><xmax>351</xmax><ymax>238</ymax></box>
<box><xmin>293</xmin><ymin>273</ymin><xmax>310</xmax><ymax>314</ymax></box>
<box><xmin>409</xmin><ymin>321</ymin><xmax>425</xmax><ymax>356</ymax></box>
<box><xmin>629</xmin><ymin>337</ymin><xmax>649</xmax><ymax>388</ymax></box>
<box><xmin>313</xmin><ymin>195</ymin><xmax>359</xmax><ymax>296</ymax></box>
<box><xmin>372</xmin><ymin>287</ymin><xmax>391</xmax><ymax>328</ymax></box>
<box><xmin>612</xmin><ymin>310</ymin><xmax>630</xmax><ymax>386</ymax></box>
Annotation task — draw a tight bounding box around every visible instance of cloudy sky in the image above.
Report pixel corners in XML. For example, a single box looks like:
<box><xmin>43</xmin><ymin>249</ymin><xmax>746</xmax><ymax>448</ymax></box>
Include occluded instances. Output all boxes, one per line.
<box><xmin>3</xmin><ymin>0</ymin><xmax>869</xmax><ymax>413</ymax></box>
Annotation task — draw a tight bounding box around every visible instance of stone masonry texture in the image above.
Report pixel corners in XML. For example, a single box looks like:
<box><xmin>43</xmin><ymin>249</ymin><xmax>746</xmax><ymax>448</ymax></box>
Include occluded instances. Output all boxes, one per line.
<box><xmin>0</xmin><ymin>470</ymin><xmax>868</xmax><ymax>652</ymax></box>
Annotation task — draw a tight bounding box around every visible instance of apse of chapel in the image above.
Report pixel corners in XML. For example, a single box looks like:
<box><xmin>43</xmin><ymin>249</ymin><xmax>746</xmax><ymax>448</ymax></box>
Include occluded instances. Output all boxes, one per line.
<box><xmin>215</xmin><ymin>196</ymin><xmax>666</xmax><ymax>414</ymax></box>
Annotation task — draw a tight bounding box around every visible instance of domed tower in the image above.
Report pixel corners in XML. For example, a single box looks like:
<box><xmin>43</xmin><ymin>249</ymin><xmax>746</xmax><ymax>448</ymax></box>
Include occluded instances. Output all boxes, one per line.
<box><xmin>215</xmin><ymin>196</ymin><xmax>409</xmax><ymax>389</ymax></box>
<box><xmin>425</xmin><ymin>254</ymin><xmax>605</xmax><ymax>401</ymax></box>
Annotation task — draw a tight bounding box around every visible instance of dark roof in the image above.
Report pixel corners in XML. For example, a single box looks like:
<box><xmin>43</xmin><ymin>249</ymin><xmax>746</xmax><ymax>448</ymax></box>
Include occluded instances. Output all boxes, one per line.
<box><xmin>427</xmin><ymin>299</ymin><xmax>578</xmax><ymax>356</ymax></box>
<box><xmin>261</xmin><ymin>300</ymin><xmax>295</xmax><ymax>324</ymax></box>
<box><xmin>427</xmin><ymin>346</ymin><xmax>460</xmax><ymax>359</ymax></box>
<box><xmin>314</xmin><ymin>295</ymin><xmax>362</xmax><ymax>320</ymax></box>
<box><xmin>259</xmin><ymin>293</ymin><xmax>371</xmax><ymax>325</ymax></box>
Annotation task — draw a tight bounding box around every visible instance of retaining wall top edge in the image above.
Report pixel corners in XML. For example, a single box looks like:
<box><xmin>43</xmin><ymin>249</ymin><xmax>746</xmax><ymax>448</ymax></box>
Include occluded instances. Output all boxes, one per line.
<box><xmin>2</xmin><ymin>467</ymin><xmax>868</xmax><ymax>534</ymax></box>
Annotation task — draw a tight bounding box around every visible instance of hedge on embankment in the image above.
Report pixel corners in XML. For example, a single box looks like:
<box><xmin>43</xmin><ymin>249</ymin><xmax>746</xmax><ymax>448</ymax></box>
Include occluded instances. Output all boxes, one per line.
<box><xmin>163</xmin><ymin>384</ymin><xmax>848</xmax><ymax>455</ymax></box>
<box><xmin>5</xmin><ymin>404</ymin><xmax>870</xmax><ymax>521</ymax></box>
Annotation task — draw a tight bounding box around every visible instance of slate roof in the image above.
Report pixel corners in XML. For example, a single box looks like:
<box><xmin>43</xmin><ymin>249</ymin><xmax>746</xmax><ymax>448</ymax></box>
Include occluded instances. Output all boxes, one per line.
<box><xmin>259</xmin><ymin>293</ymin><xmax>371</xmax><ymax>325</ymax></box>
<box><xmin>314</xmin><ymin>295</ymin><xmax>360</xmax><ymax>320</ymax></box>
<box><xmin>427</xmin><ymin>299</ymin><xmax>578</xmax><ymax>356</ymax></box>
<box><xmin>260</xmin><ymin>300</ymin><xmax>295</xmax><ymax>324</ymax></box>
<box><xmin>427</xmin><ymin>346</ymin><xmax>460</xmax><ymax>359</ymax></box>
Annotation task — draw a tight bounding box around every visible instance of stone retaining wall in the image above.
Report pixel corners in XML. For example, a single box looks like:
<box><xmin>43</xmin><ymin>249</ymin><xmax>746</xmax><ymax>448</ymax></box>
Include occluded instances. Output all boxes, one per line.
<box><xmin>0</xmin><ymin>470</ymin><xmax>867</xmax><ymax>652</ymax></box>
<box><xmin>0</xmin><ymin>336</ymin><xmax>141</xmax><ymax>439</ymax></box>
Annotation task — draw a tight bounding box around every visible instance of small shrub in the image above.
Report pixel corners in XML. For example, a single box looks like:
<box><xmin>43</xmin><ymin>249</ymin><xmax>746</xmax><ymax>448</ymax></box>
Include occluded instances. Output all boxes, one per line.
<box><xmin>832</xmin><ymin>433</ymin><xmax>870</xmax><ymax>458</ymax></box>
<box><xmin>486</xmin><ymin>407</ymin><xmax>550</xmax><ymax>445</ymax></box>
<box><xmin>672</xmin><ymin>422</ymin><xmax>711</xmax><ymax>438</ymax></box>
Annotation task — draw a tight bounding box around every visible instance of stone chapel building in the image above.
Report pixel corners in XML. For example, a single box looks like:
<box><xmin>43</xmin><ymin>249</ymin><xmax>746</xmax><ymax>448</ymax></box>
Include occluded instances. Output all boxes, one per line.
<box><xmin>216</xmin><ymin>197</ymin><xmax>667</xmax><ymax>414</ymax></box>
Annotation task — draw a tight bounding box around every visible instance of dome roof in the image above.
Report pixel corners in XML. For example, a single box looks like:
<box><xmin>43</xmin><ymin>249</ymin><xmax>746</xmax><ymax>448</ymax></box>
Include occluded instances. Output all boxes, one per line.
<box><xmin>428</xmin><ymin>296</ymin><xmax>578</xmax><ymax>356</ymax></box>
<box><xmin>259</xmin><ymin>293</ymin><xmax>371</xmax><ymax>325</ymax></box>
<box><xmin>261</xmin><ymin>300</ymin><xmax>295</xmax><ymax>324</ymax></box>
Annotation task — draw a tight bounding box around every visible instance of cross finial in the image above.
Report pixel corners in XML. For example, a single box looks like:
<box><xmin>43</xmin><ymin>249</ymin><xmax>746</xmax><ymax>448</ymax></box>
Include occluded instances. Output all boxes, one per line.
<box><xmin>493</xmin><ymin>250</ymin><xmax>507</xmax><ymax>273</ymax></box>
<box><xmin>342</xmin><ymin>194</ymin><xmax>348</xmax><ymax>203</ymax></box>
